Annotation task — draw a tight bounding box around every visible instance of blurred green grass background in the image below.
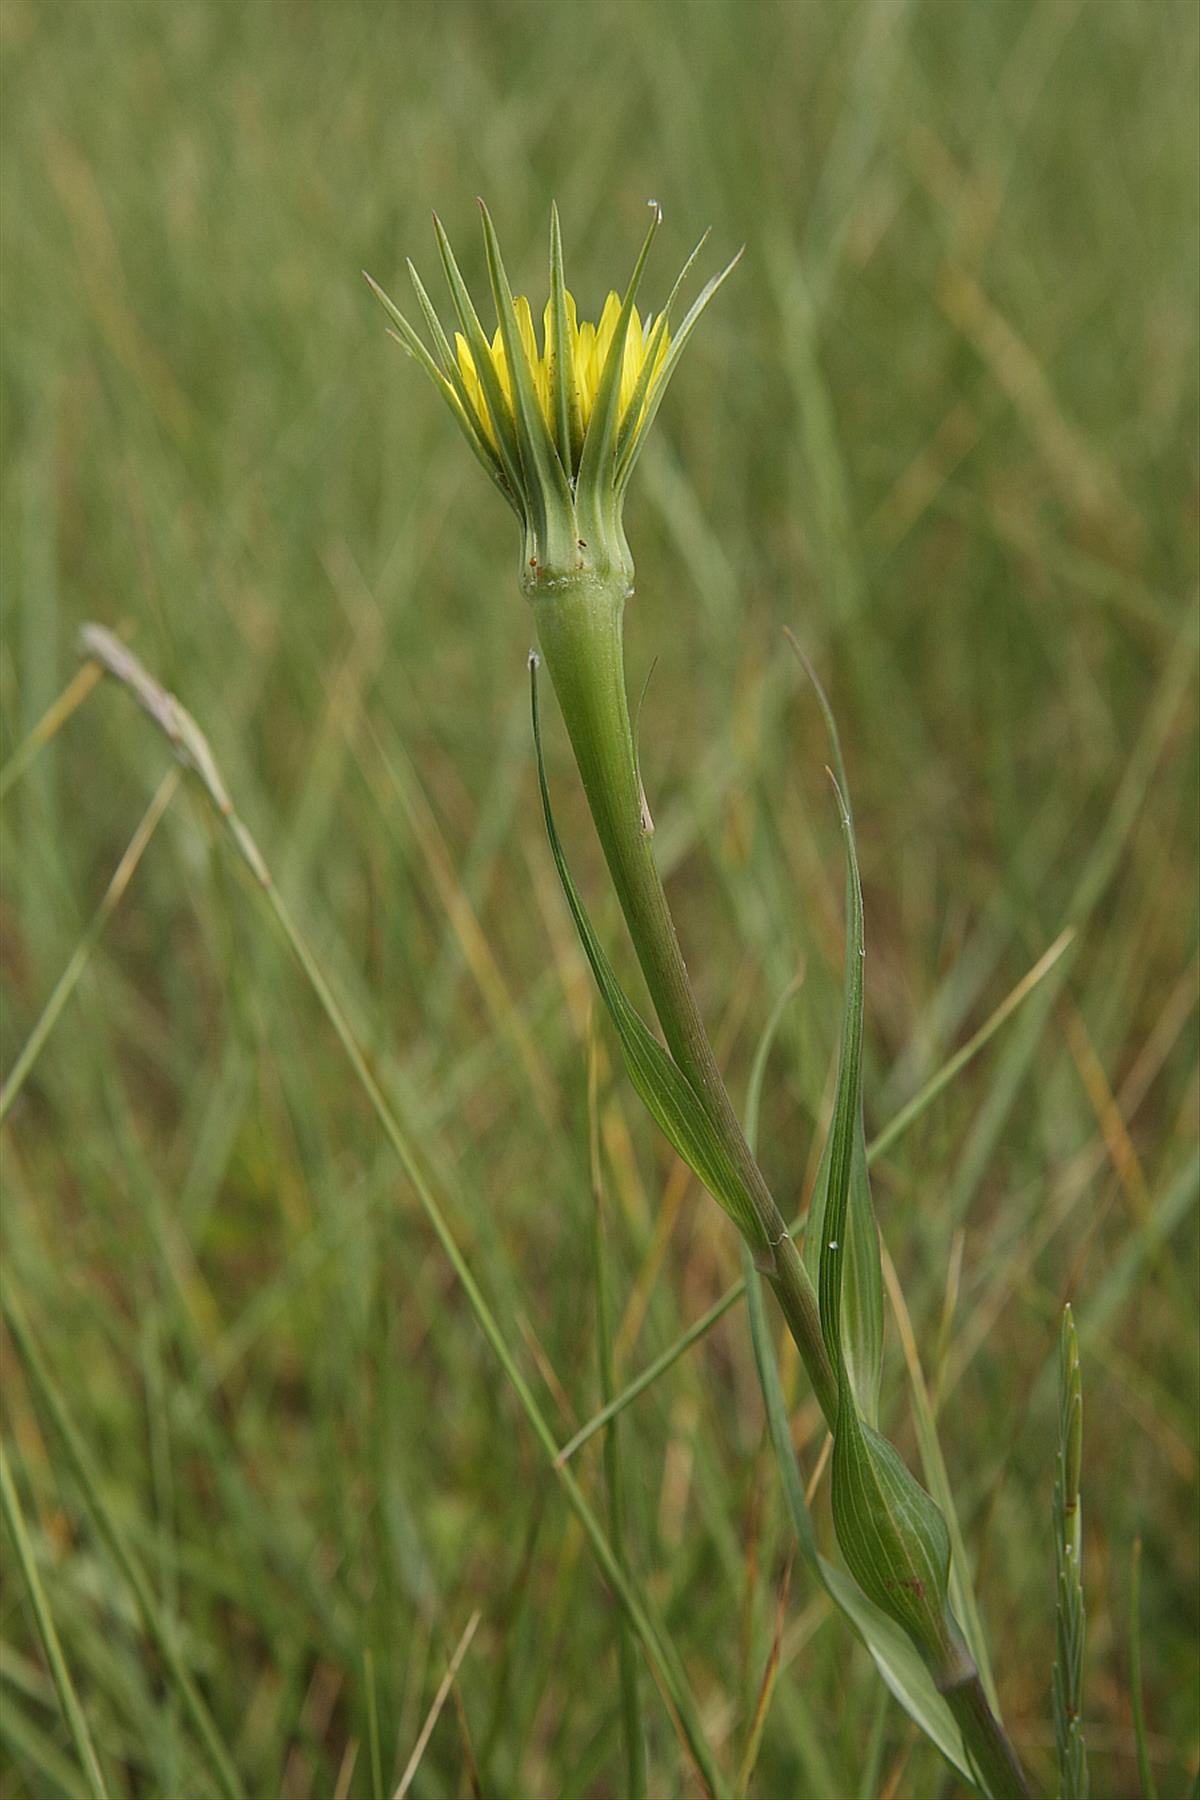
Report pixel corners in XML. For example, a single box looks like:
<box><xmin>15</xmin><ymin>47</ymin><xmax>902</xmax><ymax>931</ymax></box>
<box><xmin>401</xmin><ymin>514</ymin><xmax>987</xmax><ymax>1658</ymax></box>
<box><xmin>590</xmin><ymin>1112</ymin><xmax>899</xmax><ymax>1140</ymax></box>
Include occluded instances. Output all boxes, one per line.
<box><xmin>1</xmin><ymin>0</ymin><xmax>1197</xmax><ymax>1794</ymax></box>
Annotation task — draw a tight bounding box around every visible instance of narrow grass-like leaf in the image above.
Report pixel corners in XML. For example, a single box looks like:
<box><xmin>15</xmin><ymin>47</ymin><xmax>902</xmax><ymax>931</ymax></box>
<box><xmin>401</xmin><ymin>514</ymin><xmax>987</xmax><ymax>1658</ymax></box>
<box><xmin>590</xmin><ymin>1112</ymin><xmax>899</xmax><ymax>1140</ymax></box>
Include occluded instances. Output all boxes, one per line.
<box><xmin>1129</xmin><ymin>1538</ymin><xmax>1158</xmax><ymax>1800</ymax></box>
<box><xmin>81</xmin><ymin>628</ymin><xmax>726</xmax><ymax>1800</ymax></box>
<box><xmin>817</xmin><ymin>776</ymin><xmax>967</xmax><ymax>1678</ymax></box>
<box><xmin>742</xmin><ymin>1237</ymin><xmax>977</xmax><ymax>1786</ymax></box>
<box><xmin>1053</xmin><ymin>1306</ymin><xmax>1088</xmax><ymax>1800</ymax></box>
<box><xmin>804</xmin><ymin>1125</ymin><xmax>881</xmax><ymax>1424</ymax></box>
<box><xmin>587</xmin><ymin>1024</ymin><xmax>645</xmax><ymax>1800</ymax></box>
<box><xmin>881</xmin><ymin>1246</ymin><xmax>999</xmax><ymax>1708</ymax></box>
<box><xmin>740</xmin><ymin>992</ymin><xmax>976</xmax><ymax>1787</ymax></box>
<box><xmin>0</xmin><ymin>1442</ymin><xmax>110</xmax><ymax>1799</ymax></box>
<box><xmin>2</xmin><ymin>1290</ymin><xmax>244</xmax><ymax>1800</ymax></box>
<box><xmin>810</xmin><ymin>801</ymin><xmax>879</xmax><ymax>1417</ymax></box>
<box><xmin>790</xmin><ymin>642</ymin><xmax>883</xmax><ymax>1423</ymax></box>
<box><xmin>531</xmin><ymin>655</ymin><xmax>767</xmax><ymax>1252</ymax></box>
<box><xmin>0</xmin><ymin>770</ymin><xmax>177</xmax><ymax>1124</ymax></box>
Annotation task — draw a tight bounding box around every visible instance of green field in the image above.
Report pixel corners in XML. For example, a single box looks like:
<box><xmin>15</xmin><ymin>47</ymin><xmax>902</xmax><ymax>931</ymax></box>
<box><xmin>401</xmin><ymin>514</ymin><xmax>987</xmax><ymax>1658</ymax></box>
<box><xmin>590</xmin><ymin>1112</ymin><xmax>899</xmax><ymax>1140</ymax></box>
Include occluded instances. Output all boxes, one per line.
<box><xmin>2</xmin><ymin>0</ymin><xmax>1197</xmax><ymax>1794</ymax></box>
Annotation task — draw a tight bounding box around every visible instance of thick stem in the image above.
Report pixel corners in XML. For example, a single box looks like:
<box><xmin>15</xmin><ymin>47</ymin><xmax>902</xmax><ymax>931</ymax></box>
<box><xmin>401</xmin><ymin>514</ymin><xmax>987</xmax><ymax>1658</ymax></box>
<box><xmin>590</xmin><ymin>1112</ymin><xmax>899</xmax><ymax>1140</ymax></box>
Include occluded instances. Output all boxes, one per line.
<box><xmin>532</xmin><ymin>574</ymin><xmax>836</xmax><ymax>1426</ymax></box>
<box><xmin>944</xmin><ymin>1672</ymin><xmax>1034</xmax><ymax>1800</ymax></box>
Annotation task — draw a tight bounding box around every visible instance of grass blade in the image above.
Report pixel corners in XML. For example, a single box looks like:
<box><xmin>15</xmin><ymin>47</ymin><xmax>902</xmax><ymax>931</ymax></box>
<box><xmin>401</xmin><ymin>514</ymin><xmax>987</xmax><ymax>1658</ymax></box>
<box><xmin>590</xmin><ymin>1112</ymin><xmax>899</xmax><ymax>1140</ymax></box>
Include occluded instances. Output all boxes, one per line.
<box><xmin>0</xmin><ymin>769</ymin><xmax>178</xmax><ymax>1123</ymax></box>
<box><xmin>790</xmin><ymin>645</ymin><xmax>883</xmax><ymax>1424</ymax></box>
<box><xmin>394</xmin><ymin>1612</ymin><xmax>481</xmax><ymax>1800</ymax></box>
<box><xmin>0</xmin><ymin>662</ymin><xmax>102</xmax><ymax>802</ymax></box>
<box><xmin>2</xmin><ymin>1290</ymin><xmax>244</xmax><ymax>1800</ymax></box>
<box><xmin>0</xmin><ymin>1441</ymin><xmax>110</xmax><ymax>1799</ymax></box>
<box><xmin>587</xmin><ymin>1022</ymin><xmax>646</xmax><ymax>1800</ymax></box>
<box><xmin>78</xmin><ymin>625</ymin><xmax>727</xmax><ymax>1800</ymax></box>
<box><xmin>881</xmin><ymin>1245</ymin><xmax>999</xmax><ymax>1708</ymax></box>
<box><xmin>1053</xmin><ymin>1305</ymin><xmax>1088</xmax><ymax>1799</ymax></box>
<box><xmin>1129</xmin><ymin>1538</ymin><xmax>1158</xmax><ymax>1800</ymax></box>
<box><xmin>733</xmin><ymin>1559</ymin><xmax>790</xmax><ymax>1800</ymax></box>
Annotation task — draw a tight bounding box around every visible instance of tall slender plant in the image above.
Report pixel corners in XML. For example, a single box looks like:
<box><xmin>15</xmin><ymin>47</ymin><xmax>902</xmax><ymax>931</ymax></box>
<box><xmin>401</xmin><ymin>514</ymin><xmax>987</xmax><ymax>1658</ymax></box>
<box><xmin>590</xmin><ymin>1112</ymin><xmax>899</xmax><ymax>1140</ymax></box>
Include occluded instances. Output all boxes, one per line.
<box><xmin>369</xmin><ymin>202</ymin><xmax>1037</xmax><ymax>1797</ymax></box>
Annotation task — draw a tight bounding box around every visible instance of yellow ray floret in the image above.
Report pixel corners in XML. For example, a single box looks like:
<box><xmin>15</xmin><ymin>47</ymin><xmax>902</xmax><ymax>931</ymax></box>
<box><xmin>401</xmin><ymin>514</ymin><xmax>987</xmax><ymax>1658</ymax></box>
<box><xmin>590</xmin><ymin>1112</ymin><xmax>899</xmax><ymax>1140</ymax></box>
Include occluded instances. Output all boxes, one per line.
<box><xmin>454</xmin><ymin>290</ymin><xmax>669</xmax><ymax>462</ymax></box>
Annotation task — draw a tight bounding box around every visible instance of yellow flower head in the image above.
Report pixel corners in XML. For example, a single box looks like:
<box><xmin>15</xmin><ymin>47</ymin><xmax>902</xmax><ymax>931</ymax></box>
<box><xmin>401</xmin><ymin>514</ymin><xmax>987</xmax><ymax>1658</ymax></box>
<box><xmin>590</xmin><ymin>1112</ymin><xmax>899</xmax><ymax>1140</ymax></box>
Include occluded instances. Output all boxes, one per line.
<box><xmin>367</xmin><ymin>203</ymin><xmax>739</xmax><ymax>589</ymax></box>
<box><xmin>453</xmin><ymin>288</ymin><xmax>669</xmax><ymax>468</ymax></box>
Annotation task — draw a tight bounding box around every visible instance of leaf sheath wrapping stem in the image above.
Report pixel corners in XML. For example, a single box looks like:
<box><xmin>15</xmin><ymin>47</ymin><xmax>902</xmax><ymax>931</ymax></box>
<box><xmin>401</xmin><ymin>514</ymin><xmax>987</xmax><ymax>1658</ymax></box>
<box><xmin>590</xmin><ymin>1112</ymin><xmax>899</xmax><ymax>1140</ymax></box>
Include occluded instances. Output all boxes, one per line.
<box><xmin>530</xmin><ymin>574</ymin><xmax>835</xmax><ymax>1424</ymax></box>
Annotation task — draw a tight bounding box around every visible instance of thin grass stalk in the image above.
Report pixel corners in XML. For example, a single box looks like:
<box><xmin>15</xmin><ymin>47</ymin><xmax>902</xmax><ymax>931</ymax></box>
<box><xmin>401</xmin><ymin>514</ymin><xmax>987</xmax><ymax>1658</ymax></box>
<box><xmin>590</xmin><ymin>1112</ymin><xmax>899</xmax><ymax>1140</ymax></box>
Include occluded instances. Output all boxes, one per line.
<box><xmin>587</xmin><ymin>1024</ymin><xmax>646</xmax><ymax>1800</ymax></box>
<box><xmin>394</xmin><ymin>1614</ymin><xmax>481</xmax><ymax>1800</ymax></box>
<box><xmin>2</xmin><ymin>1698</ymin><xmax>96</xmax><ymax>1799</ymax></box>
<box><xmin>363</xmin><ymin>1649</ymin><xmax>384</xmax><ymax>1800</ymax></box>
<box><xmin>77</xmin><ymin>627</ymin><xmax>727</xmax><ymax>1800</ymax></box>
<box><xmin>262</xmin><ymin>881</ymin><xmax>725</xmax><ymax>1795</ymax></box>
<box><xmin>1129</xmin><ymin>1538</ymin><xmax>1158</xmax><ymax>1800</ymax></box>
<box><xmin>0</xmin><ymin>662</ymin><xmax>103</xmax><ymax>802</ymax></box>
<box><xmin>0</xmin><ymin>1442</ymin><xmax>111</xmax><ymax>1800</ymax></box>
<box><xmin>0</xmin><ymin>770</ymin><xmax>179</xmax><ymax>1123</ymax></box>
<box><xmin>2</xmin><ymin>1290</ymin><xmax>244</xmax><ymax>1800</ymax></box>
<box><xmin>1053</xmin><ymin>1305</ymin><xmax>1087</xmax><ymax>1799</ymax></box>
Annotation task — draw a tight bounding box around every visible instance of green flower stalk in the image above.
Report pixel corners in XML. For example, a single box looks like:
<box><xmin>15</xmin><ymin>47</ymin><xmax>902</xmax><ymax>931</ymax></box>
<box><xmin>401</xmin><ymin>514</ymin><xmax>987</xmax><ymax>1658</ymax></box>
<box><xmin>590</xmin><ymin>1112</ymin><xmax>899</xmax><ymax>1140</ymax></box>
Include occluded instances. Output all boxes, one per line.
<box><xmin>369</xmin><ymin>202</ymin><xmax>836</xmax><ymax>1424</ymax></box>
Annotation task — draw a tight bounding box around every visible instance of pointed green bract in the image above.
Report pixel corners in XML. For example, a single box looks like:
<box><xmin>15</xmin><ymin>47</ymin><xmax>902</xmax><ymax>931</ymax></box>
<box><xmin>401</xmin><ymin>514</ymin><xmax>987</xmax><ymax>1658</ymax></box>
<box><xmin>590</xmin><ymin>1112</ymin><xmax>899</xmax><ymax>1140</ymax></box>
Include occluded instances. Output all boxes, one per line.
<box><xmin>478</xmin><ymin>200</ymin><xmax>575</xmax><ymax>563</ymax></box>
<box><xmin>390</xmin><ymin>258</ymin><xmax>525</xmax><ymax>514</ymax></box>
<box><xmin>615</xmin><ymin>250</ymin><xmax>743</xmax><ymax>496</ymax></box>
<box><xmin>406</xmin><ymin>259</ymin><xmax>476</xmax><ymax>406</ymax></box>
<box><xmin>573</xmin><ymin>206</ymin><xmax>661</xmax><ymax>546</ymax></box>
<box><xmin>365</xmin><ymin>268</ymin><xmax>520</xmax><ymax>514</ymax></box>
<box><xmin>615</xmin><ymin>230</ymin><xmax>709</xmax><ymax>466</ymax></box>
<box><xmin>404</xmin><ymin>260</ymin><xmax>456</xmax><ymax>375</ymax></box>
<box><xmin>432</xmin><ymin>213</ymin><xmax>526</xmax><ymax>497</ymax></box>
<box><xmin>367</xmin><ymin>204</ymin><xmax>737</xmax><ymax>592</ymax></box>
<box><xmin>548</xmin><ymin>203</ymin><xmax>582</xmax><ymax>475</ymax></box>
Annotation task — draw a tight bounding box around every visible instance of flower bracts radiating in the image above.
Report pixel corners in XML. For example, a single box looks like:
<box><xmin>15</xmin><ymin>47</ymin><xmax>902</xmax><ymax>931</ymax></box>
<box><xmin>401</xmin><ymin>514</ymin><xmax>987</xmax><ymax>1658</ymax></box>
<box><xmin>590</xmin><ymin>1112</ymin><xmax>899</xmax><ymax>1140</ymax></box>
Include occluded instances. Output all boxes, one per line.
<box><xmin>367</xmin><ymin>203</ymin><xmax>740</xmax><ymax>587</ymax></box>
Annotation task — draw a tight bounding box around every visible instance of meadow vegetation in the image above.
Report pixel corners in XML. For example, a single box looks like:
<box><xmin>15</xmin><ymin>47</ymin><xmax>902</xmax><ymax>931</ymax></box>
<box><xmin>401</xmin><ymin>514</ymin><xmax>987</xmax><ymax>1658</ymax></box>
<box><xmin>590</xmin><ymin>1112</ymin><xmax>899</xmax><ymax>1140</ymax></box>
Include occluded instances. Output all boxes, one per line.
<box><xmin>1</xmin><ymin>0</ymin><xmax>1197</xmax><ymax>1793</ymax></box>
